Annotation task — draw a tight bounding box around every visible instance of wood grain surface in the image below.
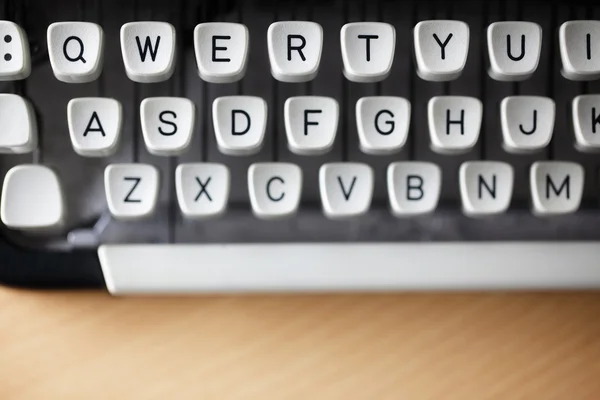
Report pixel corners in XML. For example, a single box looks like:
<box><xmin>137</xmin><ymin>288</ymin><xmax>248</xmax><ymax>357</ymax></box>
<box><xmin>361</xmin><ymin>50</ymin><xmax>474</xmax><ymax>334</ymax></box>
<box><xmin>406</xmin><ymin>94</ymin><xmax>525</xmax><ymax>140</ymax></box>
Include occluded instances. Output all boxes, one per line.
<box><xmin>1</xmin><ymin>288</ymin><xmax>600</xmax><ymax>399</ymax></box>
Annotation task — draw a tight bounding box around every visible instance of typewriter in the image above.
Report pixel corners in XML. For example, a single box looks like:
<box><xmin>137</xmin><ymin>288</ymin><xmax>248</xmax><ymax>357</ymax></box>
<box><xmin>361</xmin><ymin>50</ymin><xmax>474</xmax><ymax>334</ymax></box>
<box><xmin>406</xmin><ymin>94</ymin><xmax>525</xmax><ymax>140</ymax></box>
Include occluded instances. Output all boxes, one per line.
<box><xmin>1</xmin><ymin>0</ymin><xmax>600</xmax><ymax>294</ymax></box>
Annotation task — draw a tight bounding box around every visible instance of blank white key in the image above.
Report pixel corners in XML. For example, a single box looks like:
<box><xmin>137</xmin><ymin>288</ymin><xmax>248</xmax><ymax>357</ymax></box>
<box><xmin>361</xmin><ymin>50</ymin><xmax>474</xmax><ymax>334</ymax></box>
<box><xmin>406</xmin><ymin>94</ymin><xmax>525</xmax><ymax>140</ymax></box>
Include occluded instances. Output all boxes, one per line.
<box><xmin>414</xmin><ymin>20</ymin><xmax>469</xmax><ymax>81</ymax></box>
<box><xmin>501</xmin><ymin>96</ymin><xmax>554</xmax><ymax>153</ymax></box>
<box><xmin>140</xmin><ymin>97</ymin><xmax>195</xmax><ymax>156</ymax></box>
<box><xmin>459</xmin><ymin>161</ymin><xmax>514</xmax><ymax>217</ymax></box>
<box><xmin>319</xmin><ymin>163</ymin><xmax>374</xmax><ymax>219</ymax></box>
<box><xmin>1</xmin><ymin>165</ymin><xmax>64</xmax><ymax>230</ymax></box>
<box><xmin>428</xmin><ymin>96</ymin><xmax>482</xmax><ymax>154</ymax></box>
<box><xmin>0</xmin><ymin>21</ymin><xmax>30</xmax><ymax>80</ymax></box>
<box><xmin>194</xmin><ymin>23</ymin><xmax>249</xmax><ymax>83</ymax></box>
<box><xmin>387</xmin><ymin>162</ymin><xmax>441</xmax><ymax>216</ymax></box>
<box><xmin>573</xmin><ymin>95</ymin><xmax>600</xmax><ymax>151</ymax></box>
<box><xmin>487</xmin><ymin>21</ymin><xmax>542</xmax><ymax>81</ymax></box>
<box><xmin>47</xmin><ymin>22</ymin><xmax>104</xmax><ymax>83</ymax></box>
<box><xmin>285</xmin><ymin>96</ymin><xmax>339</xmax><ymax>155</ymax></box>
<box><xmin>356</xmin><ymin>96</ymin><xmax>410</xmax><ymax>155</ymax></box>
<box><xmin>105</xmin><ymin>164</ymin><xmax>160</xmax><ymax>220</ymax></box>
<box><xmin>560</xmin><ymin>21</ymin><xmax>600</xmax><ymax>81</ymax></box>
<box><xmin>120</xmin><ymin>22</ymin><xmax>175</xmax><ymax>83</ymax></box>
<box><xmin>248</xmin><ymin>163</ymin><xmax>302</xmax><ymax>219</ymax></box>
<box><xmin>67</xmin><ymin>97</ymin><xmax>122</xmax><ymax>156</ymax></box>
<box><xmin>267</xmin><ymin>21</ymin><xmax>323</xmax><ymax>82</ymax></box>
<box><xmin>176</xmin><ymin>163</ymin><xmax>230</xmax><ymax>218</ymax></box>
<box><xmin>530</xmin><ymin>162</ymin><xmax>584</xmax><ymax>216</ymax></box>
<box><xmin>213</xmin><ymin>96</ymin><xmax>267</xmax><ymax>155</ymax></box>
<box><xmin>0</xmin><ymin>94</ymin><xmax>37</xmax><ymax>154</ymax></box>
<box><xmin>341</xmin><ymin>22</ymin><xmax>395</xmax><ymax>82</ymax></box>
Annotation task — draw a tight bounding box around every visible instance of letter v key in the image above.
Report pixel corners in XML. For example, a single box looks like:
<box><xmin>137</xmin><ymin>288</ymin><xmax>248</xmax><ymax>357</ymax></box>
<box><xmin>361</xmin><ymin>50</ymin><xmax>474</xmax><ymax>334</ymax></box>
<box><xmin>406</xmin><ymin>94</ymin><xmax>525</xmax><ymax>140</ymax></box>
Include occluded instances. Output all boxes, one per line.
<box><xmin>320</xmin><ymin>163</ymin><xmax>374</xmax><ymax>218</ymax></box>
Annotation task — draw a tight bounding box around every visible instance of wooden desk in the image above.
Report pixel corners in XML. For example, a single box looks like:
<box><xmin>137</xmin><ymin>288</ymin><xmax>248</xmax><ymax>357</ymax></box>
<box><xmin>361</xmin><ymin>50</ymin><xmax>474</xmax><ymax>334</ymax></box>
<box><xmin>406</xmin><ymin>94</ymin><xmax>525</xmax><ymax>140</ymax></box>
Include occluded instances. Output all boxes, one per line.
<box><xmin>1</xmin><ymin>289</ymin><xmax>599</xmax><ymax>399</ymax></box>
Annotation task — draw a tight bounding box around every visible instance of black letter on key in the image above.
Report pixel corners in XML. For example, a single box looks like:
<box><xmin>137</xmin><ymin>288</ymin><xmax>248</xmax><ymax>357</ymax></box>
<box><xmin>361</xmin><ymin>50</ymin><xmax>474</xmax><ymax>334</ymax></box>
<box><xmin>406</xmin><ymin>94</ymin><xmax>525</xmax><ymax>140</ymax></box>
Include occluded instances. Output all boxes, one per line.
<box><xmin>446</xmin><ymin>109</ymin><xmax>465</xmax><ymax>135</ymax></box>
<box><xmin>337</xmin><ymin>176</ymin><xmax>357</xmax><ymax>201</ymax></box>
<box><xmin>195</xmin><ymin>177</ymin><xmax>212</xmax><ymax>202</ymax></box>
<box><xmin>304</xmin><ymin>109</ymin><xmax>322</xmax><ymax>135</ymax></box>
<box><xmin>478</xmin><ymin>174</ymin><xmax>497</xmax><ymax>199</ymax></box>
<box><xmin>546</xmin><ymin>174</ymin><xmax>570</xmax><ymax>199</ymax></box>
<box><xmin>375</xmin><ymin>109</ymin><xmax>395</xmax><ymax>135</ymax></box>
<box><xmin>267</xmin><ymin>177</ymin><xmax>285</xmax><ymax>201</ymax></box>
<box><xmin>83</xmin><ymin>112</ymin><xmax>106</xmax><ymax>137</ymax></box>
<box><xmin>587</xmin><ymin>33</ymin><xmax>592</xmax><ymax>60</ymax></box>
<box><xmin>158</xmin><ymin>111</ymin><xmax>177</xmax><ymax>136</ymax></box>
<box><xmin>63</xmin><ymin>36</ymin><xmax>87</xmax><ymax>63</ymax></box>
<box><xmin>287</xmin><ymin>34</ymin><xmax>306</xmax><ymax>61</ymax></box>
<box><xmin>592</xmin><ymin>107</ymin><xmax>600</xmax><ymax>133</ymax></box>
<box><xmin>123</xmin><ymin>177</ymin><xmax>142</xmax><ymax>203</ymax></box>
<box><xmin>406</xmin><ymin>175</ymin><xmax>424</xmax><ymax>201</ymax></box>
<box><xmin>519</xmin><ymin>110</ymin><xmax>537</xmax><ymax>135</ymax></box>
<box><xmin>358</xmin><ymin>34</ymin><xmax>379</xmax><ymax>62</ymax></box>
<box><xmin>433</xmin><ymin>33</ymin><xmax>453</xmax><ymax>60</ymax></box>
<box><xmin>212</xmin><ymin>35</ymin><xmax>231</xmax><ymax>62</ymax></box>
<box><xmin>135</xmin><ymin>36</ymin><xmax>161</xmax><ymax>62</ymax></box>
<box><xmin>232</xmin><ymin>109</ymin><xmax>251</xmax><ymax>135</ymax></box>
<box><xmin>506</xmin><ymin>34</ymin><xmax>526</xmax><ymax>62</ymax></box>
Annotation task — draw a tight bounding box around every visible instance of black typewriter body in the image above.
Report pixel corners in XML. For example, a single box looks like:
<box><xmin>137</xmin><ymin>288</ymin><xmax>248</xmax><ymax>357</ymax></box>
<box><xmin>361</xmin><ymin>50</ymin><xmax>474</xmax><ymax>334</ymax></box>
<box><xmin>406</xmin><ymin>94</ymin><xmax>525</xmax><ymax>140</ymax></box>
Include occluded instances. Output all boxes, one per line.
<box><xmin>1</xmin><ymin>0</ymin><xmax>600</xmax><ymax>292</ymax></box>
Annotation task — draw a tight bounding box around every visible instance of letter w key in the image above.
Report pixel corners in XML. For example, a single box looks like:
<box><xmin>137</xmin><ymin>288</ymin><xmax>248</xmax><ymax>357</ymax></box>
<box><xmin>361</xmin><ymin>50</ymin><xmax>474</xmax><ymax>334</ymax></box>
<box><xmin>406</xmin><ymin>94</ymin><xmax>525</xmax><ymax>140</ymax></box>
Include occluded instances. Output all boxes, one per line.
<box><xmin>120</xmin><ymin>22</ymin><xmax>176</xmax><ymax>82</ymax></box>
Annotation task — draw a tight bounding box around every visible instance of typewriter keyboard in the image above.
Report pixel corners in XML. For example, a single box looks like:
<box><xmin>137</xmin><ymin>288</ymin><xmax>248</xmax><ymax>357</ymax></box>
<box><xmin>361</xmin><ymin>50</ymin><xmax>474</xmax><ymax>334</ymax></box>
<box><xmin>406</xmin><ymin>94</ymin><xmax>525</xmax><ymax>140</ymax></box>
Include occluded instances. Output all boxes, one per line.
<box><xmin>2</xmin><ymin>0</ymin><xmax>600</xmax><ymax>250</ymax></box>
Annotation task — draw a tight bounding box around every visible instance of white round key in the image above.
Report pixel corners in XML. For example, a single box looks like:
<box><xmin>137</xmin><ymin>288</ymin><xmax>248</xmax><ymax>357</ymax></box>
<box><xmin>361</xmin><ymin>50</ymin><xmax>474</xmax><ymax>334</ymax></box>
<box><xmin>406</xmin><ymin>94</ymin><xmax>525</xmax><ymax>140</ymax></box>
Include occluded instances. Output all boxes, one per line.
<box><xmin>573</xmin><ymin>95</ymin><xmax>600</xmax><ymax>151</ymax></box>
<box><xmin>47</xmin><ymin>22</ymin><xmax>104</xmax><ymax>83</ymax></box>
<box><xmin>414</xmin><ymin>20</ymin><xmax>470</xmax><ymax>81</ymax></box>
<box><xmin>284</xmin><ymin>96</ymin><xmax>339</xmax><ymax>155</ymax></box>
<box><xmin>0</xmin><ymin>94</ymin><xmax>37</xmax><ymax>154</ymax></box>
<box><xmin>341</xmin><ymin>22</ymin><xmax>395</xmax><ymax>82</ymax></box>
<box><xmin>560</xmin><ymin>21</ymin><xmax>600</xmax><ymax>81</ymax></box>
<box><xmin>248</xmin><ymin>163</ymin><xmax>302</xmax><ymax>219</ymax></box>
<box><xmin>1</xmin><ymin>165</ymin><xmax>64</xmax><ymax>230</ymax></box>
<box><xmin>501</xmin><ymin>96</ymin><xmax>555</xmax><ymax>153</ymax></box>
<box><xmin>194</xmin><ymin>23</ymin><xmax>249</xmax><ymax>83</ymax></box>
<box><xmin>213</xmin><ymin>96</ymin><xmax>267</xmax><ymax>156</ymax></box>
<box><xmin>267</xmin><ymin>21</ymin><xmax>323</xmax><ymax>82</ymax></box>
<box><xmin>120</xmin><ymin>22</ymin><xmax>176</xmax><ymax>83</ymax></box>
<box><xmin>356</xmin><ymin>96</ymin><xmax>410</xmax><ymax>155</ymax></box>
<box><xmin>459</xmin><ymin>161</ymin><xmax>514</xmax><ymax>217</ymax></box>
<box><xmin>487</xmin><ymin>21</ymin><xmax>542</xmax><ymax>81</ymax></box>
<box><xmin>105</xmin><ymin>164</ymin><xmax>160</xmax><ymax>220</ymax></box>
<box><xmin>140</xmin><ymin>97</ymin><xmax>195</xmax><ymax>156</ymax></box>
<box><xmin>530</xmin><ymin>161</ymin><xmax>584</xmax><ymax>216</ymax></box>
<box><xmin>176</xmin><ymin>163</ymin><xmax>230</xmax><ymax>218</ymax></box>
<box><xmin>68</xmin><ymin>97</ymin><xmax>122</xmax><ymax>156</ymax></box>
<box><xmin>0</xmin><ymin>21</ymin><xmax>30</xmax><ymax>80</ymax></box>
<box><xmin>428</xmin><ymin>96</ymin><xmax>482</xmax><ymax>154</ymax></box>
<box><xmin>319</xmin><ymin>162</ymin><xmax>374</xmax><ymax>219</ymax></box>
<box><xmin>387</xmin><ymin>162</ymin><xmax>441</xmax><ymax>216</ymax></box>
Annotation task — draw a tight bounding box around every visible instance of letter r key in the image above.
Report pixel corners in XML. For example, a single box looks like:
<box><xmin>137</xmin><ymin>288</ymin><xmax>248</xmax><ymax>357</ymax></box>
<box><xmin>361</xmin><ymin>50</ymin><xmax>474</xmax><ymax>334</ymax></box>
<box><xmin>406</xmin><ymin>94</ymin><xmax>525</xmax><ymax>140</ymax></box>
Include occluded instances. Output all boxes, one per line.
<box><xmin>267</xmin><ymin>21</ymin><xmax>323</xmax><ymax>82</ymax></box>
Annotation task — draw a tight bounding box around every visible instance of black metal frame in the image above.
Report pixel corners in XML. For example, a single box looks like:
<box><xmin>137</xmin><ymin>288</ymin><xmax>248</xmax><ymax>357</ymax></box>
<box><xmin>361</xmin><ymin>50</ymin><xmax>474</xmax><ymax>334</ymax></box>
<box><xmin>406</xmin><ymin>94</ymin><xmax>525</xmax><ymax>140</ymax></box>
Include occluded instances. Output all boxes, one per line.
<box><xmin>0</xmin><ymin>233</ymin><xmax>105</xmax><ymax>289</ymax></box>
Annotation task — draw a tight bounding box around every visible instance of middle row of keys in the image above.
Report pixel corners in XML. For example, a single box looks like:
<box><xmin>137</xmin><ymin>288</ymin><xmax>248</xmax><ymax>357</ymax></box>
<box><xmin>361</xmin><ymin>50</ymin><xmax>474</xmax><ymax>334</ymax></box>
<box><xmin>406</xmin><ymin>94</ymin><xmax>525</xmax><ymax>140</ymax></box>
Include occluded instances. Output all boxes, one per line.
<box><xmin>3</xmin><ymin>93</ymin><xmax>600</xmax><ymax>156</ymax></box>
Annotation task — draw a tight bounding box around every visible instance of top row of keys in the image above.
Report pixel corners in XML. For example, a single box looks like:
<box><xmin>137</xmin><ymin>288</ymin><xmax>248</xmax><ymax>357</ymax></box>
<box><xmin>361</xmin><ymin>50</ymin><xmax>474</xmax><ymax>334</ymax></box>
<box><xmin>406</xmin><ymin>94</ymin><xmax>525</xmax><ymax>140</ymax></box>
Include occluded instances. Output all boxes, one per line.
<box><xmin>0</xmin><ymin>19</ymin><xmax>599</xmax><ymax>84</ymax></box>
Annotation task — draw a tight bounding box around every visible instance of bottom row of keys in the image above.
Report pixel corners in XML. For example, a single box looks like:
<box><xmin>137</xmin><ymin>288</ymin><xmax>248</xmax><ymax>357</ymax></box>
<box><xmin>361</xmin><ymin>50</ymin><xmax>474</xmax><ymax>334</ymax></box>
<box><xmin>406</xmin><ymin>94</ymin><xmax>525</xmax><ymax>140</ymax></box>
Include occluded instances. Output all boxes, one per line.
<box><xmin>0</xmin><ymin>161</ymin><xmax>585</xmax><ymax>230</ymax></box>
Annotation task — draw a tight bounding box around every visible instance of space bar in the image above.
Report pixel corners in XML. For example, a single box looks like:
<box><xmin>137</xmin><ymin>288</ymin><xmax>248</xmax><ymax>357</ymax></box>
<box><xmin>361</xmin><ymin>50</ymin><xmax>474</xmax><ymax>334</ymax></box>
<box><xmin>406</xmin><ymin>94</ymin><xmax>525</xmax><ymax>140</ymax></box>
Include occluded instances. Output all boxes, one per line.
<box><xmin>97</xmin><ymin>243</ymin><xmax>600</xmax><ymax>294</ymax></box>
